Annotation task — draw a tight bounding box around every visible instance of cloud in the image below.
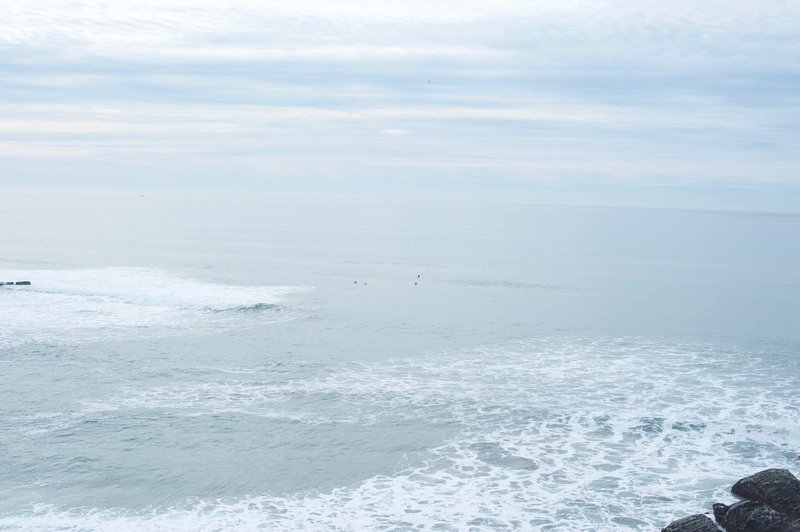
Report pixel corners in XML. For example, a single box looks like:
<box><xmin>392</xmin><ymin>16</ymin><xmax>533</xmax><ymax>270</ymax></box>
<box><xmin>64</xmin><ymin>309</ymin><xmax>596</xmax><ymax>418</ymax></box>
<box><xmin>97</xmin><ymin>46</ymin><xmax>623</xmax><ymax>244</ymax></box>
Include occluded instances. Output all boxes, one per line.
<box><xmin>0</xmin><ymin>0</ymin><xmax>799</xmax><ymax>207</ymax></box>
<box><xmin>0</xmin><ymin>142</ymin><xmax>94</xmax><ymax>158</ymax></box>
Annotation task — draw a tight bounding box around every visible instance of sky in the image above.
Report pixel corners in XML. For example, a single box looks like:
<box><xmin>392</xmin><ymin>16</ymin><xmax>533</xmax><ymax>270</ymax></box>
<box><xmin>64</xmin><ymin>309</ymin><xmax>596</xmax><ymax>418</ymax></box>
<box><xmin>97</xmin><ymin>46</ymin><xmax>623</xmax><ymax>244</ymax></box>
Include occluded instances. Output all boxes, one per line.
<box><xmin>1</xmin><ymin>0</ymin><xmax>799</xmax><ymax>211</ymax></box>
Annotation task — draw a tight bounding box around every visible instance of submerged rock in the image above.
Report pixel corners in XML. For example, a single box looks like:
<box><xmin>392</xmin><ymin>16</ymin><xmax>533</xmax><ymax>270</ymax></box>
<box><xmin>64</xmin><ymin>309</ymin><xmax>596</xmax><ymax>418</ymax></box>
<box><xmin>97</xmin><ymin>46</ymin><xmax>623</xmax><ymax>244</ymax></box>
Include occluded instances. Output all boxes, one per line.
<box><xmin>714</xmin><ymin>500</ymin><xmax>800</xmax><ymax>532</ymax></box>
<box><xmin>661</xmin><ymin>513</ymin><xmax>720</xmax><ymax>532</ymax></box>
<box><xmin>731</xmin><ymin>468</ymin><xmax>800</xmax><ymax>516</ymax></box>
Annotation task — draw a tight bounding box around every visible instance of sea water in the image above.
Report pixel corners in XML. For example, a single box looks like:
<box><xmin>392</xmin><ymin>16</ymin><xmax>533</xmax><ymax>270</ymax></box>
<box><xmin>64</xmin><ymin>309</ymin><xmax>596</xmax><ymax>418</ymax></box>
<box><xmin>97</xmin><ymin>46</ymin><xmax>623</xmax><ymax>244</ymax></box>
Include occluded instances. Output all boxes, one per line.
<box><xmin>1</xmin><ymin>190</ymin><xmax>798</xmax><ymax>530</ymax></box>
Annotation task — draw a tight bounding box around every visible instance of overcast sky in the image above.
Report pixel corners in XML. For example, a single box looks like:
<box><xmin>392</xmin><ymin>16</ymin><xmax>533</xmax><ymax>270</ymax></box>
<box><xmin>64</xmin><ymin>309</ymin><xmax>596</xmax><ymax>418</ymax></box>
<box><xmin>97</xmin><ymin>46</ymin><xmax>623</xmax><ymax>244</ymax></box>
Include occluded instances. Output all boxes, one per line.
<box><xmin>2</xmin><ymin>1</ymin><xmax>799</xmax><ymax>210</ymax></box>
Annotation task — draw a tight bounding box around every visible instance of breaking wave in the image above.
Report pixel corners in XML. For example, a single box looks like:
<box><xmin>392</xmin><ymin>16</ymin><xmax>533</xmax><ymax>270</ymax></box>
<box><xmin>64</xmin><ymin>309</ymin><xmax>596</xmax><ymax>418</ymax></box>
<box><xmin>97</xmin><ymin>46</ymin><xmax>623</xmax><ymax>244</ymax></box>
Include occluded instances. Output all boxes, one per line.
<box><xmin>0</xmin><ymin>267</ymin><xmax>307</xmax><ymax>347</ymax></box>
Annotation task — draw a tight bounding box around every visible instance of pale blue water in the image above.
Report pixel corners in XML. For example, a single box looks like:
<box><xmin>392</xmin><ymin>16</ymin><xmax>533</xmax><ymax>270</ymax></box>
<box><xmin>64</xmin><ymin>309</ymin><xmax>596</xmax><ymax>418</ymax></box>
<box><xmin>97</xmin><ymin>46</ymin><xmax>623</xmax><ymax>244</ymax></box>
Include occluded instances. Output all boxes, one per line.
<box><xmin>1</xmin><ymin>191</ymin><xmax>799</xmax><ymax>530</ymax></box>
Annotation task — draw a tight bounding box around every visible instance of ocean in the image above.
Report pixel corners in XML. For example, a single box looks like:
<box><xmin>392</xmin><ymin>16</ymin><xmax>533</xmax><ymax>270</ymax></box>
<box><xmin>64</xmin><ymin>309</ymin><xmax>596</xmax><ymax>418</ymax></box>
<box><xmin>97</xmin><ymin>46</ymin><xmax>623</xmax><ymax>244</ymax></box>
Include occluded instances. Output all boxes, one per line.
<box><xmin>1</xmin><ymin>190</ymin><xmax>798</xmax><ymax>530</ymax></box>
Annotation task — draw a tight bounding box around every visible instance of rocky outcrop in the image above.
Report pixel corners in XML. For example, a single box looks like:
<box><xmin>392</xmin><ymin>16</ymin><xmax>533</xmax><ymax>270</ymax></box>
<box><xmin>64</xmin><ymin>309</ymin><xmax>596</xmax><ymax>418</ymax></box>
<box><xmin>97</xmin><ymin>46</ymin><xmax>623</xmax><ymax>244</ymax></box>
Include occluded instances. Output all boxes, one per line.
<box><xmin>731</xmin><ymin>469</ymin><xmax>800</xmax><ymax>516</ymax></box>
<box><xmin>661</xmin><ymin>514</ymin><xmax>719</xmax><ymax>532</ymax></box>
<box><xmin>663</xmin><ymin>469</ymin><xmax>800</xmax><ymax>532</ymax></box>
<box><xmin>712</xmin><ymin>501</ymin><xmax>800</xmax><ymax>532</ymax></box>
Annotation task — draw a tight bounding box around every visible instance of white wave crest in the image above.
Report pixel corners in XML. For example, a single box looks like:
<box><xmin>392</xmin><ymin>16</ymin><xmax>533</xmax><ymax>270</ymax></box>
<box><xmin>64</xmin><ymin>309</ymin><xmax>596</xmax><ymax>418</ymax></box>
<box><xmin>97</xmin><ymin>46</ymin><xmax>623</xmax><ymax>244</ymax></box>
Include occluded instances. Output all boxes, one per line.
<box><xmin>0</xmin><ymin>267</ymin><xmax>308</xmax><ymax>347</ymax></box>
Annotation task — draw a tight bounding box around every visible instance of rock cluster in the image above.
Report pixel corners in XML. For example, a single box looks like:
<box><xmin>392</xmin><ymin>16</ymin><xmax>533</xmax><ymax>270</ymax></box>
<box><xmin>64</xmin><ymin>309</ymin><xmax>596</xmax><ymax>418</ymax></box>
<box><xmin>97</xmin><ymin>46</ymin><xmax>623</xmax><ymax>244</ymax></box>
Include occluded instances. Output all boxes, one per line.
<box><xmin>663</xmin><ymin>468</ymin><xmax>800</xmax><ymax>531</ymax></box>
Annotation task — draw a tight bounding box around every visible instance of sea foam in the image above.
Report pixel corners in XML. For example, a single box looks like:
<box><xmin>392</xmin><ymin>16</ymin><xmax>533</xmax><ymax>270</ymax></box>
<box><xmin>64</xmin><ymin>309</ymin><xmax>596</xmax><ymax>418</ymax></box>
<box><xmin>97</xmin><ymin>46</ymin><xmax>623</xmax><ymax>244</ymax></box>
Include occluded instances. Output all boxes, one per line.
<box><xmin>0</xmin><ymin>267</ymin><xmax>307</xmax><ymax>347</ymax></box>
<box><xmin>3</xmin><ymin>338</ymin><xmax>797</xmax><ymax>530</ymax></box>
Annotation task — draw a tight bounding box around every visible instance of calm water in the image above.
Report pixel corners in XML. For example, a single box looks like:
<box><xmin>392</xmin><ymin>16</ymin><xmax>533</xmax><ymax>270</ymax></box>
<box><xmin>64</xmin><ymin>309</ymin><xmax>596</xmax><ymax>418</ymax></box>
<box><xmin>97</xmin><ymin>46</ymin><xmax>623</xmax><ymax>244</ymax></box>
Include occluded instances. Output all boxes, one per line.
<box><xmin>1</xmin><ymin>191</ymin><xmax>799</xmax><ymax>530</ymax></box>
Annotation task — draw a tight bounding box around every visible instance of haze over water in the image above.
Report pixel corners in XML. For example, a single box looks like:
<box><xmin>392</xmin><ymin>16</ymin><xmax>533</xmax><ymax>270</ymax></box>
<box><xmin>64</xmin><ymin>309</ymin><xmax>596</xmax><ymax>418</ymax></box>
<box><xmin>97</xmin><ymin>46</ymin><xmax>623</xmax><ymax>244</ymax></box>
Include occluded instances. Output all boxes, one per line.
<box><xmin>1</xmin><ymin>191</ymin><xmax>798</xmax><ymax>530</ymax></box>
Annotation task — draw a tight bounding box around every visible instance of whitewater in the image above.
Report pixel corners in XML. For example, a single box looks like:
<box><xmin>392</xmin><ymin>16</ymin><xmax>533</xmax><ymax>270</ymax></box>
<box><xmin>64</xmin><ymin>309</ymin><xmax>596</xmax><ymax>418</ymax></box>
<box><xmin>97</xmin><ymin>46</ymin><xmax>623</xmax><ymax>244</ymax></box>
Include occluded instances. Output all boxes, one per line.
<box><xmin>1</xmin><ymin>192</ymin><xmax>798</xmax><ymax>531</ymax></box>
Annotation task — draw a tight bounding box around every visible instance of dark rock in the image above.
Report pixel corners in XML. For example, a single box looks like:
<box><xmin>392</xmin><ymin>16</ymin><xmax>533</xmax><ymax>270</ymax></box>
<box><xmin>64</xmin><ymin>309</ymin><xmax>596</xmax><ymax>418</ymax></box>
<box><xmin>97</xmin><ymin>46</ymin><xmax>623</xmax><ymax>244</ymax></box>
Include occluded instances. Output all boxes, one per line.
<box><xmin>15</xmin><ymin>281</ymin><xmax>31</xmax><ymax>285</ymax></box>
<box><xmin>717</xmin><ymin>500</ymin><xmax>800</xmax><ymax>532</ymax></box>
<box><xmin>662</xmin><ymin>513</ymin><xmax>720</xmax><ymax>531</ymax></box>
<box><xmin>732</xmin><ymin>468</ymin><xmax>800</xmax><ymax>515</ymax></box>
<box><xmin>713</xmin><ymin>503</ymin><xmax>730</xmax><ymax>523</ymax></box>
